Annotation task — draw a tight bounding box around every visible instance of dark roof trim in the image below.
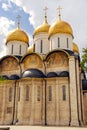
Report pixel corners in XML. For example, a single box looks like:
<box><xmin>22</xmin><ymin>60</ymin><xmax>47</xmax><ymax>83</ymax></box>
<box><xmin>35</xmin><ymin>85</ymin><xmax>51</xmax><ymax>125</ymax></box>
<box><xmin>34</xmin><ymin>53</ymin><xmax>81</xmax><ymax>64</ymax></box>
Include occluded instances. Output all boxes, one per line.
<box><xmin>82</xmin><ymin>79</ymin><xmax>87</xmax><ymax>91</ymax></box>
<box><xmin>47</xmin><ymin>71</ymin><xmax>69</xmax><ymax>78</ymax></box>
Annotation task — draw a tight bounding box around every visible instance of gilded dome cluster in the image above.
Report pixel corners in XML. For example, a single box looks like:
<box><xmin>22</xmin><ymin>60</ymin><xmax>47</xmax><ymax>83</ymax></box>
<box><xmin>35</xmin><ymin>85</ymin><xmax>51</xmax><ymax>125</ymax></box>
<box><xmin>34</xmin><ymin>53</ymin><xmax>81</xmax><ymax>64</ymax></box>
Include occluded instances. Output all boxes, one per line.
<box><xmin>34</xmin><ymin>12</ymin><xmax>73</xmax><ymax>37</ymax></box>
<box><xmin>6</xmin><ymin>28</ymin><xmax>29</xmax><ymax>45</ymax></box>
<box><xmin>34</xmin><ymin>19</ymin><xmax>73</xmax><ymax>37</ymax></box>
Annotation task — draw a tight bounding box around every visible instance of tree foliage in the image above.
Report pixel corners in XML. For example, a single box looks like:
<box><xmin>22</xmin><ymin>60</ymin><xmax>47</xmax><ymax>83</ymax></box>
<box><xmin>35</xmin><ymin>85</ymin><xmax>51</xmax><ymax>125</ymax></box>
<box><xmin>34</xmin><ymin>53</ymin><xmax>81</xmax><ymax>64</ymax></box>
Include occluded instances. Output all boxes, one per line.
<box><xmin>81</xmin><ymin>48</ymin><xmax>87</xmax><ymax>72</ymax></box>
<box><xmin>0</xmin><ymin>76</ymin><xmax>7</xmax><ymax>81</ymax></box>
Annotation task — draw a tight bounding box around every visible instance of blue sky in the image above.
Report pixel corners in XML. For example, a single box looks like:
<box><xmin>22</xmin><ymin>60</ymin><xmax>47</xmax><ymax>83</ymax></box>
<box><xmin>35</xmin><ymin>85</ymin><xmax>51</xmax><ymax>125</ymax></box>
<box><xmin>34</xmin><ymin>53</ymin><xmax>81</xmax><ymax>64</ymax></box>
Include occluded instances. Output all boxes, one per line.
<box><xmin>0</xmin><ymin>0</ymin><xmax>87</xmax><ymax>57</ymax></box>
<box><xmin>0</xmin><ymin>0</ymin><xmax>34</xmax><ymax>34</ymax></box>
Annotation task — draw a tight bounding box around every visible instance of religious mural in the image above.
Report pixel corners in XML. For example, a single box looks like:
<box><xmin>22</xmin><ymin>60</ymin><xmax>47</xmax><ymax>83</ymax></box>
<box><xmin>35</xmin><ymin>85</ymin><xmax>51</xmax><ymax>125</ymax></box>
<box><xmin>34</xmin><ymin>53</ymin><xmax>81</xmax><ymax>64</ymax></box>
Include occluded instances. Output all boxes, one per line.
<box><xmin>46</xmin><ymin>52</ymin><xmax>68</xmax><ymax>68</ymax></box>
<box><xmin>23</xmin><ymin>54</ymin><xmax>43</xmax><ymax>69</ymax></box>
<box><xmin>0</xmin><ymin>57</ymin><xmax>19</xmax><ymax>71</ymax></box>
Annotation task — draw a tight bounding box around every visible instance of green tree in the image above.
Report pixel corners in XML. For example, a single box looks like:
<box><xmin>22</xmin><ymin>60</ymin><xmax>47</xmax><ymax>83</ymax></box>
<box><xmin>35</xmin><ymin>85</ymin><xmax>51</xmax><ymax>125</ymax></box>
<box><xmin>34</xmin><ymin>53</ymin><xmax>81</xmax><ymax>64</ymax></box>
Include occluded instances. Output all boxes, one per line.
<box><xmin>81</xmin><ymin>48</ymin><xmax>87</xmax><ymax>72</ymax></box>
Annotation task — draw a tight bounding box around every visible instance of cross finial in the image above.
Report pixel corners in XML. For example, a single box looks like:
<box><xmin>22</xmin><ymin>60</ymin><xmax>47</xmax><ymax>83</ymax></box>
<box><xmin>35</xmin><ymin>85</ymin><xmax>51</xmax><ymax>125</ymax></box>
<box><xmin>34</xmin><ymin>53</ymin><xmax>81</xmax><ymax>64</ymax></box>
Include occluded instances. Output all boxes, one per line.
<box><xmin>43</xmin><ymin>6</ymin><xmax>48</xmax><ymax>23</ymax></box>
<box><xmin>16</xmin><ymin>15</ymin><xmax>21</xmax><ymax>29</ymax></box>
<box><xmin>57</xmin><ymin>6</ymin><xmax>62</xmax><ymax>20</ymax></box>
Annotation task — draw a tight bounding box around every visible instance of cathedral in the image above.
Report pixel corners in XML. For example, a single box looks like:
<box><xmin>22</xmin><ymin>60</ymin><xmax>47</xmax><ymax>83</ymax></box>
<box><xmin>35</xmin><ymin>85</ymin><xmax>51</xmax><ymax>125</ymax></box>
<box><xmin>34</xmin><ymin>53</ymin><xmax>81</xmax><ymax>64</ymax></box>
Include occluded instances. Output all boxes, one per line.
<box><xmin>0</xmin><ymin>7</ymin><xmax>87</xmax><ymax>126</ymax></box>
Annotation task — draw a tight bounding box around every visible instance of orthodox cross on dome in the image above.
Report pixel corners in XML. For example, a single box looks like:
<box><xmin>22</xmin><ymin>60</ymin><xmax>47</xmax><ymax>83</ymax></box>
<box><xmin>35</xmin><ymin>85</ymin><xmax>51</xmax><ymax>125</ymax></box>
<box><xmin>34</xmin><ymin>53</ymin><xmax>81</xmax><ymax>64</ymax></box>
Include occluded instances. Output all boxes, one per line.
<box><xmin>43</xmin><ymin>6</ymin><xmax>48</xmax><ymax>23</ymax></box>
<box><xmin>57</xmin><ymin>6</ymin><xmax>62</xmax><ymax>20</ymax></box>
<box><xmin>16</xmin><ymin>15</ymin><xmax>21</xmax><ymax>29</ymax></box>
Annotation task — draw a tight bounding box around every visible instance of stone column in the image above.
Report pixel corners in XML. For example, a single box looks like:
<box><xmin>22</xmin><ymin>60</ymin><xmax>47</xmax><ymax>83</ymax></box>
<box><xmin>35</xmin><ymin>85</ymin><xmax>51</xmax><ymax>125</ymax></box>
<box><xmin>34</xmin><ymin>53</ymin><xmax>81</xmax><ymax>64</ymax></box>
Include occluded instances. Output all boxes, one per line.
<box><xmin>76</xmin><ymin>59</ymin><xmax>83</xmax><ymax>125</ymax></box>
<box><xmin>55</xmin><ymin>78</ymin><xmax>59</xmax><ymax>125</ymax></box>
<box><xmin>69</xmin><ymin>56</ymin><xmax>79</xmax><ymax>126</ymax></box>
<box><xmin>42</xmin><ymin>79</ymin><xmax>46</xmax><ymax>125</ymax></box>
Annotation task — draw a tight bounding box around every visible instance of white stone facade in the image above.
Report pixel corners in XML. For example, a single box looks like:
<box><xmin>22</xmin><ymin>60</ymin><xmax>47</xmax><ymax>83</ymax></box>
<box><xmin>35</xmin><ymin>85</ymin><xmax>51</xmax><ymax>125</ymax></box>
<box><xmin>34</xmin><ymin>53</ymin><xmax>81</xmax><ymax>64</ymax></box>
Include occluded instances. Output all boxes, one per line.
<box><xmin>34</xmin><ymin>33</ymin><xmax>50</xmax><ymax>54</ymax></box>
<box><xmin>49</xmin><ymin>33</ymin><xmax>73</xmax><ymax>51</ymax></box>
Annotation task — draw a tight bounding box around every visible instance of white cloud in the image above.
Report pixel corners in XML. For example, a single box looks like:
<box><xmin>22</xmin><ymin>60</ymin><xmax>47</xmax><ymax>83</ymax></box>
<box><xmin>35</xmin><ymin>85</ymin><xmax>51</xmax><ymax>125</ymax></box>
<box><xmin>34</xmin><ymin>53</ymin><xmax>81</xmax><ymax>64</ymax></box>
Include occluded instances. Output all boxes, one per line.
<box><xmin>0</xmin><ymin>17</ymin><xmax>15</xmax><ymax>36</ymax></box>
<box><xmin>0</xmin><ymin>17</ymin><xmax>15</xmax><ymax>58</ymax></box>
<box><xmin>2</xmin><ymin>1</ymin><xmax>12</xmax><ymax>11</ymax></box>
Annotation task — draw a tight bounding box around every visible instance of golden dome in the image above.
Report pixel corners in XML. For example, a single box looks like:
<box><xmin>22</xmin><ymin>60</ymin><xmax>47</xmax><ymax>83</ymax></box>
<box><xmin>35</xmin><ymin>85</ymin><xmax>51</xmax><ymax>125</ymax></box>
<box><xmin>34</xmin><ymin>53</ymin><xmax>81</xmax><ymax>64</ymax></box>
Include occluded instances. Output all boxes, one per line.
<box><xmin>34</xmin><ymin>22</ymin><xmax>50</xmax><ymax>36</ymax></box>
<box><xmin>49</xmin><ymin>20</ymin><xmax>73</xmax><ymax>38</ymax></box>
<box><xmin>27</xmin><ymin>44</ymin><xmax>34</xmax><ymax>53</ymax></box>
<box><xmin>6</xmin><ymin>28</ymin><xmax>29</xmax><ymax>44</ymax></box>
<box><xmin>73</xmin><ymin>43</ymin><xmax>79</xmax><ymax>53</ymax></box>
<box><xmin>33</xmin><ymin>15</ymin><xmax>50</xmax><ymax>36</ymax></box>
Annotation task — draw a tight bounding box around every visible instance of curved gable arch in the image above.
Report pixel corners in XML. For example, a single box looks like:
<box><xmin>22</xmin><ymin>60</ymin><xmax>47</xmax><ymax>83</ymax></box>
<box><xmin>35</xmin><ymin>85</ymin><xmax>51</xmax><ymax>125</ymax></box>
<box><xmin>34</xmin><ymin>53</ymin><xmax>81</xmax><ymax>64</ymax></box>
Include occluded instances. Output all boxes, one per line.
<box><xmin>44</xmin><ymin>49</ymin><xmax>70</xmax><ymax>61</ymax></box>
<box><xmin>0</xmin><ymin>55</ymin><xmax>19</xmax><ymax>63</ymax></box>
<box><xmin>44</xmin><ymin>49</ymin><xmax>69</xmax><ymax>70</ymax></box>
<box><xmin>0</xmin><ymin>55</ymin><xmax>20</xmax><ymax>74</ymax></box>
<box><xmin>21</xmin><ymin>52</ymin><xmax>43</xmax><ymax>62</ymax></box>
<box><xmin>20</xmin><ymin>52</ymin><xmax>44</xmax><ymax>71</ymax></box>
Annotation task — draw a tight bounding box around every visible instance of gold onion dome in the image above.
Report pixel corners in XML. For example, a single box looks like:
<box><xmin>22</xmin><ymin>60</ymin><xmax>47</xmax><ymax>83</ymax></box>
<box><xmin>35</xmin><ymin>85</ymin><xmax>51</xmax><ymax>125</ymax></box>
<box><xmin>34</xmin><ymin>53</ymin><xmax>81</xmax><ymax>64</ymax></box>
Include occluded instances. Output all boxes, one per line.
<box><xmin>34</xmin><ymin>22</ymin><xmax>50</xmax><ymax>36</ymax></box>
<box><xmin>73</xmin><ymin>43</ymin><xmax>79</xmax><ymax>53</ymax></box>
<box><xmin>49</xmin><ymin>6</ymin><xmax>73</xmax><ymax>38</ymax></box>
<box><xmin>6</xmin><ymin>28</ymin><xmax>29</xmax><ymax>45</ymax></box>
<box><xmin>34</xmin><ymin>7</ymin><xmax>50</xmax><ymax>36</ymax></box>
<box><xmin>49</xmin><ymin>20</ymin><xmax>73</xmax><ymax>38</ymax></box>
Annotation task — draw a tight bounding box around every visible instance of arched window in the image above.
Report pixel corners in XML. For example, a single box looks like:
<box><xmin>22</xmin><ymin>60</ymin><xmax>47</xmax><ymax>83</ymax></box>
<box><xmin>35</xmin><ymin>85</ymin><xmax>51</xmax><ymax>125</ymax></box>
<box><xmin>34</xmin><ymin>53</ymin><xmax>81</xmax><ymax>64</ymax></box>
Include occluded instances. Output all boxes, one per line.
<box><xmin>9</xmin><ymin>87</ymin><xmax>12</xmax><ymax>102</ymax></box>
<box><xmin>40</xmin><ymin>40</ymin><xmax>43</xmax><ymax>53</ymax></box>
<box><xmin>62</xmin><ymin>85</ymin><xmax>66</xmax><ymax>101</ymax></box>
<box><xmin>58</xmin><ymin>37</ymin><xmax>60</xmax><ymax>48</ymax></box>
<box><xmin>11</xmin><ymin>45</ymin><xmax>13</xmax><ymax>54</ymax></box>
<box><xmin>26</xmin><ymin>86</ymin><xmax>29</xmax><ymax>101</ymax></box>
<box><xmin>49</xmin><ymin>86</ymin><xmax>52</xmax><ymax>101</ymax></box>
<box><xmin>19</xmin><ymin>45</ymin><xmax>21</xmax><ymax>55</ymax></box>
<box><xmin>67</xmin><ymin>38</ymin><xmax>69</xmax><ymax>48</ymax></box>
<box><xmin>37</xmin><ymin>86</ymin><xmax>40</xmax><ymax>101</ymax></box>
<box><xmin>18</xmin><ymin>87</ymin><xmax>20</xmax><ymax>101</ymax></box>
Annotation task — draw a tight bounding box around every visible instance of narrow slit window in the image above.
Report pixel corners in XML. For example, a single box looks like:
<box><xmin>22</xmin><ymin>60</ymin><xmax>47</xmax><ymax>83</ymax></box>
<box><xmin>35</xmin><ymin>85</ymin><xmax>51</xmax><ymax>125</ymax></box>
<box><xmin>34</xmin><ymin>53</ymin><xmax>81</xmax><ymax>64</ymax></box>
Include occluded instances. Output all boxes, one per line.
<box><xmin>34</xmin><ymin>44</ymin><xmax>35</xmax><ymax>52</ymax></box>
<box><xmin>37</xmin><ymin>86</ymin><xmax>40</xmax><ymax>101</ymax></box>
<box><xmin>67</xmin><ymin>38</ymin><xmax>69</xmax><ymax>48</ymax></box>
<box><xmin>18</xmin><ymin>87</ymin><xmax>20</xmax><ymax>101</ymax></box>
<box><xmin>26</xmin><ymin>86</ymin><xmax>29</xmax><ymax>101</ymax></box>
<box><xmin>58</xmin><ymin>37</ymin><xmax>60</xmax><ymax>48</ymax></box>
<box><xmin>40</xmin><ymin>40</ymin><xmax>43</xmax><ymax>53</ymax></box>
<box><xmin>62</xmin><ymin>86</ymin><xmax>66</xmax><ymax>101</ymax></box>
<box><xmin>9</xmin><ymin>87</ymin><xmax>12</xmax><ymax>102</ymax></box>
<box><xmin>49</xmin><ymin>86</ymin><xmax>52</xmax><ymax>101</ymax></box>
<box><xmin>11</xmin><ymin>45</ymin><xmax>13</xmax><ymax>54</ymax></box>
<box><xmin>19</xmin><ymin>45</ymin><xmax>21</xmax><ymax>55</ymax></box>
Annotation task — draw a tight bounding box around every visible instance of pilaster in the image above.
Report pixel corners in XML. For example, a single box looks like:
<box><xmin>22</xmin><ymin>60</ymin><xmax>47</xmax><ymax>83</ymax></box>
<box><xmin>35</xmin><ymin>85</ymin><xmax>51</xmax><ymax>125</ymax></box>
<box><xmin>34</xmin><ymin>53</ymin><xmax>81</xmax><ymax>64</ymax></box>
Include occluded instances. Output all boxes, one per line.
<box><xmin>76</xmin><ymin>59</ymin><xmax>83</xmax><ymax>125</ymax></box>
<box><xmin>18</xmin><ymin>83</ymin><xmax>25</xmax><ymax>124</ymax></box>
<box><xmin>29</xmin><ymin>78</ymin><xmax>35</xmax><ymax>124</ymax></box>
<box><xmin>69</xmin><ymin>56</ymin><xmax>79</xmax><ymax>126</ymax></box>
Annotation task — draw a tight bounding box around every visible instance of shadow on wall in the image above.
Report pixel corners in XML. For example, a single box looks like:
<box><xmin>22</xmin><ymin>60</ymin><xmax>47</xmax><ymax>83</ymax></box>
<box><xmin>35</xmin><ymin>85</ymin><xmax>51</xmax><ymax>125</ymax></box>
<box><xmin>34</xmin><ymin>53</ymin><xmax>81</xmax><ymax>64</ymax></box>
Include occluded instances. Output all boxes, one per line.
<box><xmin>0</xmin><ymin>128</ymin><xmax>10</xmax><ymax>130</ymax></box>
